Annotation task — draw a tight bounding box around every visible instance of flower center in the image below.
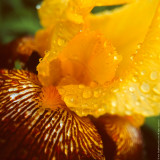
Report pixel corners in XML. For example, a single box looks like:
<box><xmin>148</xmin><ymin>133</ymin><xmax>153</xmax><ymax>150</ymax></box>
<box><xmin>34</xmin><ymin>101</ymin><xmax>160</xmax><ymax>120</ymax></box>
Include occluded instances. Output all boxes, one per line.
<box><xmin>56</xmin><ymin>31</ymin><xmax>121</xmax><ymax>86</ymax></box>
<box><xmin>41</xmin><ymin>86</ymin><xmax>66</xmax><ymax>109</ymax></box>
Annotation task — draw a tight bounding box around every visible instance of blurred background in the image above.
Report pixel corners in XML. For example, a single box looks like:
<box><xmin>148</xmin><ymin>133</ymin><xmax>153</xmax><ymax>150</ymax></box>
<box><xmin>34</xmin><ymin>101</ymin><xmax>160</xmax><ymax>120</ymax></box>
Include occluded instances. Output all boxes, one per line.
<box><xmin>0</xmin><ymin>0</ymin><xmax>159</xmax><ymax>160</ymax></box>
<box><xmin>0</xmin><ymin>0</ymin><xmax>41</xmax><ymax>44</ymax></box>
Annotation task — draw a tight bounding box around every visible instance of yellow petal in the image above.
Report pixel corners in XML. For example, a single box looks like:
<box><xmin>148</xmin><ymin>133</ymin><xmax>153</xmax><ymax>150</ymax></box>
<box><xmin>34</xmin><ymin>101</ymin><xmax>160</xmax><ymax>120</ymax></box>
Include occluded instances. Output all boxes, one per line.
<box><xmin>37</xmin><ymin>53</ymin><xmax>62</xmax><ymax>86</ymax></box>
<box><xmin>88</xmin><ymin>0</ymin><xmax>159</xmax><ymax>76</ymax></box>
<box><xmin>95</xmin><ymin>0</ymin><xmax>134</xmax><ymax>6</ymax></box>
<box><xmin>58</xmin><ymin>2</ymin><xmax>160</xmax><ymax>117</ymax></box>
<box><xmin>38</xmin><ymin>0</ymin><xmax>133</xmax><ymax>27</ymax></box>
<box><xmin>38</xmin><ymin>0</ymin><xmax>69</xmax><ymax>27</ymax></box>
<box><xmin>58</xmin><ymin>31</ymin><xmax>121</xmax><ymax>85</ymax></box>
<box><xmin>36</xmin><ymin>0</ymin><xmax>92</xmax><ymax>55</ymax></box>
<box><xmin>38</xmin><ymin>31</ymin><xmax>121</xmax><ymax>86</ymax></box>
<box><xmin>36</xmin><ymin>0</ymin><xmax>134</xmax><ymax>78</ymax></box>
<box><xmin>36</xmin><ymin>0</ymin><xmax>134</xmax><ymax>55</ymax></box>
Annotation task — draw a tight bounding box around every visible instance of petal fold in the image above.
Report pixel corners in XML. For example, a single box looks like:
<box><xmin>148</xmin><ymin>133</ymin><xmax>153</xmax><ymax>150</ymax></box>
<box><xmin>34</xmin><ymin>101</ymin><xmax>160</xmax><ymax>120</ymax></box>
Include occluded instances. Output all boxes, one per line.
<box><xmin>58</xmin><ymin>2</ymin><xmax>160</xmax><ymax>117</ymax></box>
<box><xmin>88</xmin><ymin>0</ymin><xmax>159</xmax><ymax>76</ymax></box>
<box><xmin>95</xmin><ymin>115</ymin><xmax>143</xmax><ymax>160</ymax></box>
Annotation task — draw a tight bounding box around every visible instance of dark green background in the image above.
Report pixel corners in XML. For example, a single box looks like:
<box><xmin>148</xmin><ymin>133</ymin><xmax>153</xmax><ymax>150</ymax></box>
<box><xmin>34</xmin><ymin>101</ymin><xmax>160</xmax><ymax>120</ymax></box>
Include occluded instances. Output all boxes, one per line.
<box><xmin>0</xmin><ymin>0</ymin><xmax>41</xmax><ymax>43</ymax></box>
<box><xmin>0</xmin><ymin>0</ymin><xmax>159</xmax><ymax>159</ymax></box>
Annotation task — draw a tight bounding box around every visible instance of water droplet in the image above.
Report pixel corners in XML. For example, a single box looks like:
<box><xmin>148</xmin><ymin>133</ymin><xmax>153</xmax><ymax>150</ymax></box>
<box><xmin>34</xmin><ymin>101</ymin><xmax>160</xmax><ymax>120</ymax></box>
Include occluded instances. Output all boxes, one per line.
<box><xmin>140</xmin><ymin>95</ymin><xmax>145</xmax><ymax>100</ymax></box>
<box><xmin>119</xmin><ymin>78</ymin><xmax>123</xmax><ymax>82</ymax></box>
<box><xmin>125</xmin><ymin>104</ymin><xmax>130</xmax><ymax>110</ymax></box>
<box><xmin>98</xmin><ymin>107</ymin><xmax>105</xmax><ymax>112</ymax></box>
<box><xmin>137</xmin><ymin>43</ymin><xmax>141</xmax><ymax>49</ymax></box>
<box><xmin>93</xmin><ymin>90</ymin><xmax>101</xmax><ymax>98</ymax></box>
<box><xmin>36</xmin><ymin>4</ymin><xmax>41</xmax><ymax>9</ymax></box>
<box><xmin>125</xmin><ymin>110</ymin><xmax>131</xmax><ymax>115</ymax></box>
<box><xmin>140</xmin><ymin>82</ymin><xmax>150</xmax><ymax>93</ymax></box>
<box><xmin>104</xmin><ymin>41</ymin><xmax>107</xmax><ymax>48</ymax></box>
<box><xmin>129</xmin><ymin>87</ymin><xmax>135</xmax><ymax>92</ymax></box>
<box><xmin>58</xmin><ymin>88</ymin><xmax>65</xmax><ymax>95</ymax></box>
<box><xmin>112</xmin><ymin>88</ymin><xmax>119</xmax><ymax>93</ymax></box>
<box><xmin>132</xmin><ymin>76</ymin><xmax>137</xmax><ymax>82</ymax></box>
<box><xmin>82</xmin><ymin>90</ymin><xmax>92</xmax><ymax>99</ymax></box>
<box><xmin>140</xmin><ymin>71</ymin><xmax>145</xmax><ymax>76</ymax></box>
<box><xmin>81</xmin><ymin>103</ymin><xmax>89</xmax><ymax>108</ymax></box>
<box><xmin>114</xmin><ymin>56</ymin><xmax>118</xmax><ymax>60</ymax></box>
<box><xmin>153</xmin><ymin>84</ymin><xmax>160</xmax><ymax>95</ymax></box>
<box><xmin>150</xmin><ymin>71</ymin><xmax>158</xmax><ymax>80</ymax></box>
<box><xmin>111</xmin><ymin>100</ymin><xmax>117</xmax><ymax>107</ymax></box>
<box><xmin>57</xmin><ymin>38</ymin><xmax>65</xmax><ymax>46</ymax></box>
<box><xmin>64</xmin><ymin>95</ymin><xmax>76</xmax><ymax>105</ymax></box>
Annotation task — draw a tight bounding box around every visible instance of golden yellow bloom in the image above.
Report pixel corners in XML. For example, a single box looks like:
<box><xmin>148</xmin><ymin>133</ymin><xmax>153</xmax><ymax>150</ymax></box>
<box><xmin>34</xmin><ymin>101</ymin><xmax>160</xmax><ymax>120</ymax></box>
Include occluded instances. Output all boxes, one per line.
<box><xmin>1</xmin><ymin>0</ymin><xmax>159</xmax><ymax>159</ymax></box>
<box><xmin>35</xmin><ymin>0</ymin><xmax>160</xmax><ymax>118</ymax></box>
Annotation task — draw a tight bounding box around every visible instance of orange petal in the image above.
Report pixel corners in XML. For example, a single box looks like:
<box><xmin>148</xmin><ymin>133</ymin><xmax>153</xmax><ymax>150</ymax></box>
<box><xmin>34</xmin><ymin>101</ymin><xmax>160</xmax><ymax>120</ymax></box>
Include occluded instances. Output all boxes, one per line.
<box><xmin>95</xmin><ymin>0</ymin><xmax>134</xmax><ymax>6</ymax></box>
<box><xmin>58</xmin><ymin>31</ymin><xmax>121</xmax><ymax>85</ymax></box>
<box><xmin>88</xmin><ymin>0</ymin><xmax>159</xmax><ymax>76</ymax></box>
<box><xmin>58</xmin><ymin>3</ymin><xmax>160</xmax><ymax>117</ymax></box>
<box><xmin>37</xmin><ymin>31</ymin><xmax>121</xmax><ymax>86</ymax></box>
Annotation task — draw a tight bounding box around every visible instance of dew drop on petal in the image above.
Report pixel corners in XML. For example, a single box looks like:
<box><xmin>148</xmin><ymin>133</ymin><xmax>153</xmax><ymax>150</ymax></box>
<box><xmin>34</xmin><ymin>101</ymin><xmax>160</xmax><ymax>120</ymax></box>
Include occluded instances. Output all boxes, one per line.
<box><xmin>137</xmin><ymin>43</ymin><xmax>141</xmax><ymax>49</ymax></box>
<box><xmin>119</xmin><ymin>78</ymin><xmax>123</xmax><ymax>82</ymax></box>
<box><xmin>150</xmin><ymin>71</ymin><xmax>158</xmax><ymax>80</ymax></box>
<box><xmin>129</xmin><ymin>87</ymin><xmax>135</xmax><ymax>92</ymax></box>
<box><xmin>82</xmin><ymin>90</ymin><xmax>92</xmax><ymax>99</ymax></box>
<box><xmin>132</xmin><ymin>76</ymin><xmax>137</xmax><ymax>82</ymax></box>
<box><xmin>153</xmin><ymin>84</ymin><xmax>160</xmax><ymax>95</ymax></box>
<box><xmin>140</xmin><ymin>82</ymin><xmax>150</xmax><ymax>93</ymax></box>
<box><xmin>140</xmin><ymin>71</ymin><xmax>145</xmax><ymax>76</ymax></box>
<box><xmin>36</xmin><ymin>4</ymin><xmax>41</xmax><ymax>9</ymax></box>
<box><xmin>125</xmin><ymin>110</ymin><xmax>132</xmax><ymax>115</ymax></box>
<box><xmin>93</xmin><ymin>90</ymin><xmax>101</xmax><ymax>98</ymax></box>
<box><xmin>112</xmin><ymin>88</ymin><xmax>119</xmax><ymax>93</ymax></box>
<box><xmin>111</xmin><ymin>100</ymin><xmax>117</xmax><ymax>107</ymax></box>
<box><xmin>114</xmin><ymin>56</ymin><xmax>118</xmax><ymax>60</ymax></box>
<box><xmin>98</xmin><ymin>107</ymin><xmax>105</xmax><ymax>113</ymax></box>
<box><xmin>57</xmin><ymin>38</ymin><xmax>65</xmax><ymax>46</ymax></box>
<box><xmin>130</xmin><ymin>55</ymin><xmax>134</xmax><ymax>61</ymax></box>
<box><xmin>64</xmin><ymin>95</ymin><xmax>76</xmax><ymax>105</ymax></box>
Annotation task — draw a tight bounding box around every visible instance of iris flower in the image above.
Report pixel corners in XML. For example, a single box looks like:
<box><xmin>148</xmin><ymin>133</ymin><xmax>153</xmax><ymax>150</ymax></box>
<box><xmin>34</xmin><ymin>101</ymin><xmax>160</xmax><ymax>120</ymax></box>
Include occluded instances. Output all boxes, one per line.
<box><xmin>0</xmin><ymin>0</ymin><xmax>160</xmax><ymax>159</ymax></box>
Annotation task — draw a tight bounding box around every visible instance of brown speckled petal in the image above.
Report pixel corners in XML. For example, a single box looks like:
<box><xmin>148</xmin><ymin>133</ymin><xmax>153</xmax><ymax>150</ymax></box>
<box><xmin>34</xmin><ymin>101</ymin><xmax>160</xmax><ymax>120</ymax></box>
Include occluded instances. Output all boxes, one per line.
<box><xmin>0</xmin><ymin>70</ymin><xmax>105</xmax><ymax>160</ymax></box>
<box><xmin>94</xmin><ymin>114</ymin><xmax>143</xmax><ymax>160</ymax></box>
